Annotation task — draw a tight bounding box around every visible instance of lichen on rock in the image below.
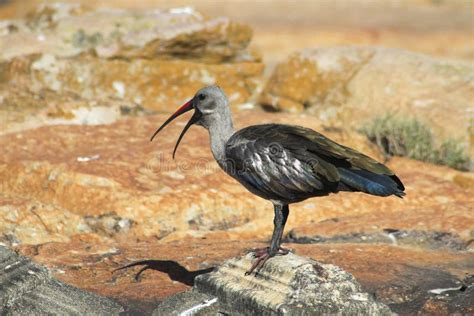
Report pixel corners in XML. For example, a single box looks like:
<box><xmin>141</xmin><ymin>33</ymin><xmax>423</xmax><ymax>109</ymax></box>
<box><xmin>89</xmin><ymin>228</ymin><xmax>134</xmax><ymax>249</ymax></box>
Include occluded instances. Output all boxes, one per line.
<box><xmin>260</xmin><ymin>46</ymin><xmax>474</xmax><ymax>166</ymax></box>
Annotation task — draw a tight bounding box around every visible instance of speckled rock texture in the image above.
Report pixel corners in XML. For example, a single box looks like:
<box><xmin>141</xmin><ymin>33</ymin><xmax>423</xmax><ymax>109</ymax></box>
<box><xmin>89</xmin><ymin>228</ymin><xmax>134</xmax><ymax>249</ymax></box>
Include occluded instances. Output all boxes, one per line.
<box><xmin>0</xmin><ymin>3</ymin><xmax>263</xmax><ymax>133</ymax></box>
<box><xmin>1</xmin><ymin>111</ymin><xmax>472</xmax><ymax>248</ymax></box>
<box><xmin>16</xmin><ymin>237</ymin><xmax>474</xmax><ymax>315</ymax></box>
<box><xmin>0</xmin><ymin>3</ymin><xmax>256</xmax><ymax>62</ymax></box>
<box><xmin>194</xmin><ymin>253</ymin><xmax>392</xmax><ymax>315</ymax></box>
<box><xmin>0</xmin><ymin>245</ymin><xmax>124</xmax><ymax>315</ymax></box>
<box><xmin>152</xmin><ymin>291</ymin><xmax>218</xmax><ymax>316</ymax></box>
<box><xmin>260</xmin><ymin>47</ymin><xmax>474</xmax><ymax>154</ymax></box>
<box><xmin>0</xmin><ymin>111</ymin><xmax>385</xmax><ymax>245</ymax></box>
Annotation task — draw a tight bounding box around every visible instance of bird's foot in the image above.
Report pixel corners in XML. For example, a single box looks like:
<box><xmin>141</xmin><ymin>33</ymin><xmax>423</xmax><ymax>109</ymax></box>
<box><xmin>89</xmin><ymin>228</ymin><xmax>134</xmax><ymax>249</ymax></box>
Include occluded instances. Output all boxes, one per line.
<box><xmin>251</xmin><ymin>246</ymin><xmax>291</xmax><ymax>256</ymax></box>
<box><xmin>245</xmin><ymin>246</ymin><xmax>291</xmax><ymax>276</ymax></box>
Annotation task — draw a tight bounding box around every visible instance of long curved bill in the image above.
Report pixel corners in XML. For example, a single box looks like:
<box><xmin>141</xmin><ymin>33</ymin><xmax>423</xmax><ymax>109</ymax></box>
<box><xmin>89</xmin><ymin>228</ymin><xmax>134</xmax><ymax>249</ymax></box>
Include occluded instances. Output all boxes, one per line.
<box><xmin>150</xmin><ymin>99</ymin><xmax>200</xmax><ymax>159</ymax></box>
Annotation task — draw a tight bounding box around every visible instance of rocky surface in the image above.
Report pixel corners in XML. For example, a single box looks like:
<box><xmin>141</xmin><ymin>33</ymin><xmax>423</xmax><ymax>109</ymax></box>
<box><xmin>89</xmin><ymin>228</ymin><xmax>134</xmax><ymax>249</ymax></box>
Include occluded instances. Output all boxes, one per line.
<box><xmin>0</xmin><ymin>3</ymin><xmax>263</xmax><ymax>135</ymax></box>
<box><xmin>2</xmin><ymin>52</ymin><xmax>262</xmax><ymax>114</ymax></box>
<box><xmin>2</xmin><ymin>0</ymin><xmax>473</xmax><ymax>67</ymax></box>
<box><xmin>0</xmin><ymin>245</ymin><xmax>124</xmax><ymax>315</ymax></box>
<box><xmin>1</xmin><ymin>1</ymin><xmax>473</xmax><ymax>314</ymax></box>
<box><xmin>288</xmin><ymin>203</ymin><xmax>473</xmax><ymax>252</ymax></box>
<box><xmin>194</xmin><ymin>253</ymin><xmax>392</xmax><ymax>315</ymax></box>
<box><xmin>0</xmin><ymin>3</ymin><xmax>255</xmax><ymax>62</ymax></box>
<box><xmin>2</xmin><ymin>110</ymin><xmax>472</xmax><ymax>246</ymax></box>
<box><xmin>2</xmin><ymin>110</ymin><xmax>471</xmax><ymax>314</ymax></box>
<box><xmin>152</xmin><ymin>290</ymin><xmax>219</xmax><ymax>315</ymax></box>
<box><xmin>2</xmin><ymin>109</ymin><xmax>472</xmax><ymax>315</ymax></box>
<box><xmin>16</xmin><ymin>237</ymin><xmax>474</xmax><ymax>315</ymax></box>
<box><xmin>260</xmin><ymin>47</ymin><xmax>474</xmax><ymax>155</ymax></box>
<box><xmin>0</xmin><ymin>111</ymin><xmax>385</xmax><ymax>245</ymax></box>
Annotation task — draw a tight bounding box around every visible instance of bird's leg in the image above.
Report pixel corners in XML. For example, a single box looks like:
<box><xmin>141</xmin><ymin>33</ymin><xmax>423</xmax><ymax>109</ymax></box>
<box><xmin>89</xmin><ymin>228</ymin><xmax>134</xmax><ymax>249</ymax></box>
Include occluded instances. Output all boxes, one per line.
<box><xmin>246</xmin><ymin>204</ymin><xmax>290</xmax><ymax>275</ymax></box>
<box><xmin>269</xmin><ymin>203</ymin><xmax>290</xmax><ymax>254</ymax></box>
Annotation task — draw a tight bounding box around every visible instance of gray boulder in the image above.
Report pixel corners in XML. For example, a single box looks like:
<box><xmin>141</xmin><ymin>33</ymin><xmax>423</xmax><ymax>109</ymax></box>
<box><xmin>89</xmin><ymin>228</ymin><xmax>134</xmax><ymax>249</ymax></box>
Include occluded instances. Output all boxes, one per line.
<box><xmin>0</xmin><ymin>245</ymin><xmax>124</xmax><ymax>315</ymax></box>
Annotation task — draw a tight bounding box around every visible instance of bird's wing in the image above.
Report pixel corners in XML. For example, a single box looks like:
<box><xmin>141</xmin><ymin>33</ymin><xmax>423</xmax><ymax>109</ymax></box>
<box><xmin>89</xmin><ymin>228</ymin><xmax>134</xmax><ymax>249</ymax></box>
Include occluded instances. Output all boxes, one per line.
<box><xmin>225</xmin><ymin>126</ymin><xmax>330</xmax><ymax>201</ymax></box>
<box><xmin>226</xmin><ymin>124</ymin><xmax>405</xmax><ymax>198</ymax></box>
<box><xmin>284</xmin><ymin>125</ymin><xmax>394</xmax><ymax>173</ymax></box>
<box><xmin>285</xmin><ymin>124</ymin><xmax>405</xmax><ymax>196</ymax></box>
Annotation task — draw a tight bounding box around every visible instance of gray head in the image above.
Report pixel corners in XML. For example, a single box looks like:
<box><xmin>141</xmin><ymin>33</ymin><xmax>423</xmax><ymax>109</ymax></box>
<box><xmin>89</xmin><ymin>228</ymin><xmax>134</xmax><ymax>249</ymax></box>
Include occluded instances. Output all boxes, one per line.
<box><xmin>150</xmin><ymin>85</ymin><xmax>233</xmax><ymax>158</ymax></box>
<box><xmin>193</xmin><ymin>85</ymin><xmax>231</xmax><ymax>128</ymax></box>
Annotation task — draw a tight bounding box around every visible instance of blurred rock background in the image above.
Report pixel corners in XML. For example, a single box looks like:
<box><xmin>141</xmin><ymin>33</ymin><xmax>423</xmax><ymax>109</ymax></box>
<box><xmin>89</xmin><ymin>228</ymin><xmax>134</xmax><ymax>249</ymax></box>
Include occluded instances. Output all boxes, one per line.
<box><xmin>0</xmin><ymin>0</ymin><xmax>473</xmax><ymax>314</ymax></box>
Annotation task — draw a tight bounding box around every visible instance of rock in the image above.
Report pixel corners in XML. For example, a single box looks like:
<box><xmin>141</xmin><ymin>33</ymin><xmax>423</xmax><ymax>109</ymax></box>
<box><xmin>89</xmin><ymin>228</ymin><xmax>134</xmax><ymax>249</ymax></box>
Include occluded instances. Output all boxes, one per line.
<box><xmin>1</xmin><ymin>2</ymin><xmax>472</xmax><ymax>314</ymax></box>
<box><xmin>453</xmin><ymin>172</ymin><xmax>474</xmax><ymax>190</ymax></box>
<box><xmin>0</xmin><ymin>245</ymin><xmax>124</xmax><ymax>315</ymax></box>
<box><xmin>260</xmin><ymin>47</ymin><xmax>474</xmax><ymax>151</ymax></box>
<box><xmin>17</xmin><ymin>235</ymin><xmax>252</xmax><ymax>314</ymax></box>
<box><xmin>24</xmin><ymin>55</ymin><xmax>262</xmax><ymax>112</ymax></box>
<box><xmin>1</xmin><ymin>4</ymin><xmax>255</xmax><ymax>62</ymax></box>
<box><xmin>250</xmin><ymin>0</ymin><xmax>474</xmax><ymax>67</ymax></box>
<box><xmin>0</xmin><ymin>111</ymin><xmax>386</xmax><ymax>246</ymax></box>
<box><xmin>287</xmin><ymin>202</ymin><xmax>473</xmax><ymax>251</ymax></box>
<box><xmin>0</xmin><ymin>194</ymin><xmax>85</xmax><ymax>246</ymax></box>
<box><xmin>15</xmin><ymin>237</ymin><xmax>474</xmax><ymax>315</ymax></box>
<box><xmin>194</xmin><ymin>253</ymin><xmax>392</xmax><ymax>315</ymax></box>
<box><xmin>1</xmin><ymin>110</ymin><xmax>472</xmax><ymax>312</ymax></box>
<box><xmin>0</xmin><ymin>111</ymin><xmax>472</xmax><ymax>246</ymax></box>
<box><xmin>152</xmin><ymin>291</ymin><xmax>218</xmax><ymax>316</ymax></box>
<box><xmin>3</xmin><ymin>1</ymin><xmax>474</xmax><ymax>66</ymax></box>
<box><xmin>0</xmin><ymin>4</ymin><xmax>263</xmax><ymax>121</ymax></box>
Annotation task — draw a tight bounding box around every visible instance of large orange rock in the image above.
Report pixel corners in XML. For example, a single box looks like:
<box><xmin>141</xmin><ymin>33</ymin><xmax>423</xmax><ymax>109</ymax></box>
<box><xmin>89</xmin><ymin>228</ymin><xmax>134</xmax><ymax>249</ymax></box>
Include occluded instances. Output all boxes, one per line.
<box><xmin>260</xmin><ymin>47</ymin><xmax>474</xmax><ymax>156</ymax></box>
<box><xmin>0</xmin><ymin>111</ymin><xmax>384</xmax><ymax>245</ymax></box>
<box><xmin>0</xmin><ymin>194</ymin><xmax>85</xmax><ymax>246</ymax></box>
<box><xmin>3</xmin><ymin>1</ymin><xmax>474</xmax><ymax>65</ymax></box>
<box><xmin>0</xmin><ymin>3</ymin><xmax>256</xmax><ymax>62</ymax></box>
<box><xmin>0</xmin><ymin>4</ymin><xmax>263</xmax><ymax>121</ymax></box>
<box><xmin>1</xmin><ymin>111</ymin><xmax>472</xmax><ymax>247</ymax></box>
<box><xmin>24</xmin><ymin>56</ymin><xmax>262</xmax><ymax>112</ymax></box>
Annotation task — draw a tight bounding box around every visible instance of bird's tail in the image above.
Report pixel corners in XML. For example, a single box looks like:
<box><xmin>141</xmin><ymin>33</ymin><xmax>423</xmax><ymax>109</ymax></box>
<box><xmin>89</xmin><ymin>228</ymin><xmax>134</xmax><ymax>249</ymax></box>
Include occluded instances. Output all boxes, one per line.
<box><xmin>337</xmin><ymin>168</ymin><xmax>405</xmax><ymax>198</ymax></box>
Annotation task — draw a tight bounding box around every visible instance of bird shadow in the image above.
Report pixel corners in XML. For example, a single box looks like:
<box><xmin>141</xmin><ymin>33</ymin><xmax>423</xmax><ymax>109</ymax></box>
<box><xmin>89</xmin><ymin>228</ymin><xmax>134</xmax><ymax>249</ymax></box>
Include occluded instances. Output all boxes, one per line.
<box><xmin>112</xmin><ymin>260</ymin><xmax>215</xmax><ymax>286</ymax></box>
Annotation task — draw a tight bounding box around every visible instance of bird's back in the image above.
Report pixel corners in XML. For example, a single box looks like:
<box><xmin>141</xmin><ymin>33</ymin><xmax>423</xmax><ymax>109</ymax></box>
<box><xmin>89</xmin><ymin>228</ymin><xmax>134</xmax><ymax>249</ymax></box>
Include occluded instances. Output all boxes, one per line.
<box><xmin>225</xmin><ymin>124</ymin><xmax>405</xmax><ymax>204</ymax></box>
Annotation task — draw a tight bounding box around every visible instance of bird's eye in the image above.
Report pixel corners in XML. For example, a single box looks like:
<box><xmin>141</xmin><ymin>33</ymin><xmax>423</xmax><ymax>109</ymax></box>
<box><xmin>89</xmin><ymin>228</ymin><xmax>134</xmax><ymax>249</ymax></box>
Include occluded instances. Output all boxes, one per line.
<box><xmin>198</xmin><ymin>93</ymin><xmax>206</xmax><ymax>101</ymax></box>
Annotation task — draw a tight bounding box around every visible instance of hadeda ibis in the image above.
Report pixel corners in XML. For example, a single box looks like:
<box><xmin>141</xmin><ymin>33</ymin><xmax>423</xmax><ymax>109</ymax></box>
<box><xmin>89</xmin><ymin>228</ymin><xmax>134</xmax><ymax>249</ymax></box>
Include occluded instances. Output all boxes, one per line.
<box><xmin>151</xmin><ymin>85</ymin><xmax>405</xmax><ymax>275</ymax></box>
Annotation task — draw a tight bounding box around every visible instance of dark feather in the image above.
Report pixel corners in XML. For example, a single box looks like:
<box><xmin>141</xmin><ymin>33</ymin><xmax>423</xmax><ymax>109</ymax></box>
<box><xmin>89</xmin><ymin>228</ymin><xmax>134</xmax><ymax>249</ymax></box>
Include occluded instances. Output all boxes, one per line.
<box><xmin>225</xmin><ymin>124</ymin><xmax>405</xmax><ymax>203</ymax></box>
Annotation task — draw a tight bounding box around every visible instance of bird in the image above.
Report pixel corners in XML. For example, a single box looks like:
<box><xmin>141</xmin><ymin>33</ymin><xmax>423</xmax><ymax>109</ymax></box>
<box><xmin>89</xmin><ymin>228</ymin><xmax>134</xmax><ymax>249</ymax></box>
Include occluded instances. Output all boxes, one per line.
<box><xmin>150</xmin><ymin>85</ymin><xmax>405</xmax><ymax>275</ymax></box>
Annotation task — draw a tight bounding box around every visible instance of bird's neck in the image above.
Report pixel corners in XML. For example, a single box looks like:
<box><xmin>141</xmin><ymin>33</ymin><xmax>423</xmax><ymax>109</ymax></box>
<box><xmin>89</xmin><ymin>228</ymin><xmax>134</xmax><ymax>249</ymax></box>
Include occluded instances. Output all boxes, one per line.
<box><xmin>208</xmin><ymin>116</ymin><xmax>234</xmax><ymax>165</ymax></box>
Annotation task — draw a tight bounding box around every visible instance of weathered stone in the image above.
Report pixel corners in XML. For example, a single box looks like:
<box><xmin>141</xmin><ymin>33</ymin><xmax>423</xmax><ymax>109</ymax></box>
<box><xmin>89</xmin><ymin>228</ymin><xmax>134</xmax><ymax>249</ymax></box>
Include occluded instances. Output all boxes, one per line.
<box><xmin>288</xmin><ymin>202</ymin><xmax>473</xmax><ymax>251</ymax></box>
<box><xmin>0</xmin><ymin>112</ymin><xmax>386</xmax><ymax>245</ymax></box>
<box><xmin>1</xmin><ymin>4</ymin><xmax>255</xmax><ymax>63</ymax></box>
<box><xmin>0</xmin><ymin>79</ymin><xmax>130</xmax><ymax>136</ymax></box>
<box><xmin>152</xmin><ymin>291</ymin><xmax>218</xmax><ymax>316</ymax></box>
<box><xmin>24</xmin><ymin>55</ymin><xmax>262</xmax><ymax>112</ymax></box>
<box><xmin>1</xmin><ymin>111</ymin><xmax>472</xmax><ymax>247</ymax></box>
<box><xmin>16</xmin><ymin>237</ymin><xmax>474</xmax><ymax>315</ymax></box>
<box><xmin>0</xmin><ymin>109</ymin><xmax>472</xmax><ymax>311</ymax></box>
<box><xmin>4</xmin><ymin>1</ymin><xmax>474</xmax><ymax>63</ymax></box>
<box><xmin>260</xmin><ymin>47</ymin><xmax>474</xmax><ymax>151</ymax></box>
<box><xmin>17</xmin><ymin>235</ymin><xmax>248</xmax><ymax>314</ymax></box>
<box><xmin>0</xmin><ymin>4</ymin><xmax>263</xmax><ymax>117</ymax></box>
<box><xmin>195</xmin><ymin>253</ymin><xmax>392</xmax><ymax>315</ymax></box>
<box><xmin>233</xmin><ymin>1</ymin><xmax>474</xmax><ymax>66</ymax></box>
<box><xmin>0</xmin><ymin>245</ymin><xmax>124</xmax><ymax>315</ymax></box>
<box><xmin>0</xmin><ymin>194</ymin><xmax>85</xmax><ymax>246</ymax></box>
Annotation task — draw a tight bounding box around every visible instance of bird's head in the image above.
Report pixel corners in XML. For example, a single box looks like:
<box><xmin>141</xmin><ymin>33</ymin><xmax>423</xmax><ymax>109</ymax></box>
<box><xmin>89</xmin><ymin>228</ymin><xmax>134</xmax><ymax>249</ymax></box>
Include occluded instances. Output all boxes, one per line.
<box><xmin>150</xmin><ymin>85</ymin><xmax>230</xmax><ymax>158</ymax></box>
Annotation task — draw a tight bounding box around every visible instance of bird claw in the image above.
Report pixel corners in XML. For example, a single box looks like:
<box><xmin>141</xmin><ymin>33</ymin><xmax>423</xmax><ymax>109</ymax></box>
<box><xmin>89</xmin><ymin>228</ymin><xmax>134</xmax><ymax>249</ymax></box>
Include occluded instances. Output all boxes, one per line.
<box><xmin>245</xmin><ymin>246</ymin><xmax>292</xmax><ymax>275</ymax></box>
<box><xmin>245</xmin><ymin>253</ymin><xmax>271</xmax><ymax>276</ymax></box>
<box><xmin>250</xmin><ymin>246</ymin><xmax>291</xmax><ymax>257</ymax></box>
